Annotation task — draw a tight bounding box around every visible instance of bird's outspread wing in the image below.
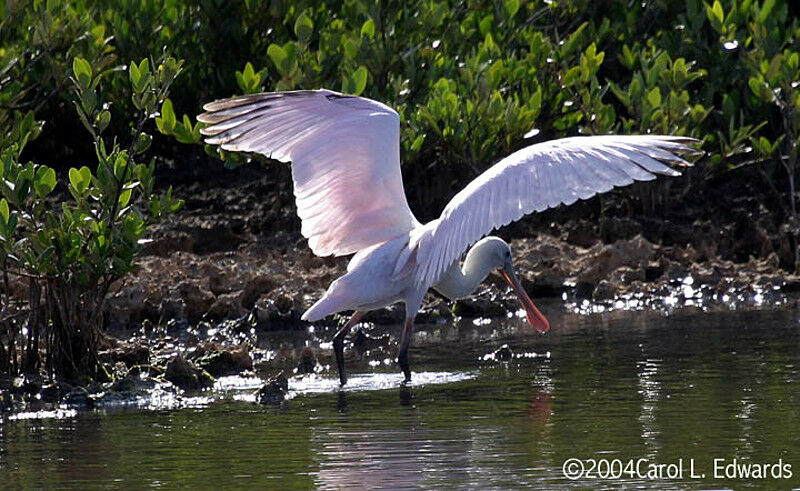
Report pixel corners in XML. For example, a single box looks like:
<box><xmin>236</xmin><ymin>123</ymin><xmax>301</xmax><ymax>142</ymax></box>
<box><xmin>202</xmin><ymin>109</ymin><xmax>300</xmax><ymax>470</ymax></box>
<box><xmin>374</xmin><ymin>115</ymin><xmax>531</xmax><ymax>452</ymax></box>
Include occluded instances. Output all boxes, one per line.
<box><xmin>412</xmin><ymin>135</ymin><xmax>701</xmax><ymax>287</ymax></box>
<box><xmin>199</xmin><ymin>89</ymin><xmax>417</xmax><ymax>257</ymax></box>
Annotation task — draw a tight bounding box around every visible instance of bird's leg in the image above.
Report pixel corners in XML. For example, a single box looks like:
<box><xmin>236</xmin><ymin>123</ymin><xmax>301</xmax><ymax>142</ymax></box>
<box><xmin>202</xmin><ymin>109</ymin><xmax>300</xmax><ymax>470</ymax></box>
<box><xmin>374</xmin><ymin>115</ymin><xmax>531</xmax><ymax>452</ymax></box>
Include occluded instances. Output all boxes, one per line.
<box><xmin>397</xmin><ymin>317</ymin><xmax>415</xmax><ymax>383</ymax></box>
<box><xmin>333</xmin><ymin>310</ymin><xmax>365</xmax><ymax>386</ymax></box>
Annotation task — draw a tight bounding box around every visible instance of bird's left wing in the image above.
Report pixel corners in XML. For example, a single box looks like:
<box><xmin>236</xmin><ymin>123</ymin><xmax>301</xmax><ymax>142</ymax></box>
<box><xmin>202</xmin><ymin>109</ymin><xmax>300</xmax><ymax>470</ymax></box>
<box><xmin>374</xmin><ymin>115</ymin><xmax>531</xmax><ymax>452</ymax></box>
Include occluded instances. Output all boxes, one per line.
<box><xmin>412</xmin><ymin>135</ymin><xmax>701</xmax><ymax>287</ymax></box>
<box><xmin>198</xmin><ymin>89</ymin><xmax>417</xmax><ymax>257</ymax></box>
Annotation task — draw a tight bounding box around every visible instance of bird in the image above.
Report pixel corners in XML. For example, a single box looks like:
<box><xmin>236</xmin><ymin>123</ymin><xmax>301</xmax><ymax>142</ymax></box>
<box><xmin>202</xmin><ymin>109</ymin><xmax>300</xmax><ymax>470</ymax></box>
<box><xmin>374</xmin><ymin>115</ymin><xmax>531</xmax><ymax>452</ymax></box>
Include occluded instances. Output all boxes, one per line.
<box><xmin>198</xmin><ymin>89</ymin><xmax>700</xmax><ymax>385</ymax></box>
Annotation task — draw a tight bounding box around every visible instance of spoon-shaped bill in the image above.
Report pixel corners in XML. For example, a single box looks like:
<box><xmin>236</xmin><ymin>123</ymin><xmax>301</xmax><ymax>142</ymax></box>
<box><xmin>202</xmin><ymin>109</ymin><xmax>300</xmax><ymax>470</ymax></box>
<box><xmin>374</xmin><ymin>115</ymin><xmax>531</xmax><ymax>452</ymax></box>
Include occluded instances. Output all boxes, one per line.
<box><xmin>498</xmin><ymin>268</ymin><xmax>550</xmax><ymax>334</ymax></box>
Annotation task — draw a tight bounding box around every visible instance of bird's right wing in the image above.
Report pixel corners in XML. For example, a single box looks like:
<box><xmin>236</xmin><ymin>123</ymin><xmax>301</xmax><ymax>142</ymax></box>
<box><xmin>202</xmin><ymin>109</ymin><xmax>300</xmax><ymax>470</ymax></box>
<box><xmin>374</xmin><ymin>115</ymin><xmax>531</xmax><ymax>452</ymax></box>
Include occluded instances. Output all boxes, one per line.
<box><xmin>199</xmin><ymin>89</ymin><xmax>418</xmax><ymax>257</ymax></box>
<box><xmin>411</xmin><ymin>135</ymin><xmax>701</xmax><ymax>287</ymax></box>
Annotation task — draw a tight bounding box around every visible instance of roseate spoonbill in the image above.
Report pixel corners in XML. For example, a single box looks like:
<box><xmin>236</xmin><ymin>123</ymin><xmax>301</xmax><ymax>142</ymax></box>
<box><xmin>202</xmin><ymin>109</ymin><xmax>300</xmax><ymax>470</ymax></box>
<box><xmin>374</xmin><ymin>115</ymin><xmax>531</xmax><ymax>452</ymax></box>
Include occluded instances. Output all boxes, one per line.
<box><xmin>198</xmin><ymin>89</ymin><xmax>699</xmax><ymax>385</ymax></box>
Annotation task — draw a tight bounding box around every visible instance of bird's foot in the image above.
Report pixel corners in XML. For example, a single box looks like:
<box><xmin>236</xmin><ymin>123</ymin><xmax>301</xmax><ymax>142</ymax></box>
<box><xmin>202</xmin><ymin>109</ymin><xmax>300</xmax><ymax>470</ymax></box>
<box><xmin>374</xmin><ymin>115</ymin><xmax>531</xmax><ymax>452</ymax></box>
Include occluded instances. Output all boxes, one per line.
<box><xmin>397</xmin><ymin>356</ymin><xmax>411</xmax><ymax>384</ymax></box>
<box><xmin>333</xmin><ymin>336</ymin><xmax>348</xmax><ymax>387</ymax></box>
<box><xmin>401</xmin><ymin>364</ymin><xmax>412</xmax><ymax>383</ymax></box>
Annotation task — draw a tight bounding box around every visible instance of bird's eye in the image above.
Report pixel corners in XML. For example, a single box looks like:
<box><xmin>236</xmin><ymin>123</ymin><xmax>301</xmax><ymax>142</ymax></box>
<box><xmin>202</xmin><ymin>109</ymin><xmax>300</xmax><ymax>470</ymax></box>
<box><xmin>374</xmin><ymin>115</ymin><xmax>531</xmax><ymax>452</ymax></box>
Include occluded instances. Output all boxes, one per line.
<box><xmin>505</xmin><ymin>250</ymin><xmax>511</xmax><ymax>258</ymax></box>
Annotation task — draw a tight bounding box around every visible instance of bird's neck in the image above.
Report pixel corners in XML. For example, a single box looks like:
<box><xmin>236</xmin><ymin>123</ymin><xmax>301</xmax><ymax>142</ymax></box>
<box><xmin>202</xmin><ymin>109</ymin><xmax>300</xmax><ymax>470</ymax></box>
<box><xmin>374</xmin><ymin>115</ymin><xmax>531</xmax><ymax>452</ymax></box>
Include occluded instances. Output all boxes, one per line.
<box><xmin>433</xmin><ymin>242</ymin><xmax>497</xmax><ymax>300</ymax></box>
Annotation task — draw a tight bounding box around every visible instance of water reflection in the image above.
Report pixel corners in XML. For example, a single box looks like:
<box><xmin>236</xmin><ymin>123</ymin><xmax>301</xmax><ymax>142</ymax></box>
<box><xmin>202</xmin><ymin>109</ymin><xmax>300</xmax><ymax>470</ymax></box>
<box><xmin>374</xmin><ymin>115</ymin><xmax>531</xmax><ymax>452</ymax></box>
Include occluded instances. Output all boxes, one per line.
<box><xmin>2</xmin><ymin>307</ymin><xmax>800</xmax><ymax>488</ymax></box>
<box><xmin>528</xmin><ymin>390</ymin><xmax>552</xmax><ymax>423</ymax></box>
<box><xmin>312</xmin><ymin>389</ymin><xmax>555</xmax><ymax>489</ymax></box>
<box><xmin>637</xmin><ymin>357</ymin><xmax>662</xmax><ymax>457</ymax></box>
<box><xmin>398</xmin><ymin>385</ymin><xmax>413</xmax><ymax>407</ymax></box>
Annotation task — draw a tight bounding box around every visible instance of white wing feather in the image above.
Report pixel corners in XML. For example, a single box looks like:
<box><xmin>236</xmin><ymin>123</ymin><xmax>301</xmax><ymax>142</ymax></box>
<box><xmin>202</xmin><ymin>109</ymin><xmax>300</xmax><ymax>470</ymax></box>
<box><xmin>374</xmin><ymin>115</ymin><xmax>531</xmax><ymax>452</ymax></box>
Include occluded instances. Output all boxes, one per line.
<box><xmin>199</xmin><ymin>89</ymin><xmax>417</xmax><ymax>257</ymax></box>
<box><xmin>412</xmin><ymin>135</ymin><xmax>701</xmax><ymax>287</ymax></box>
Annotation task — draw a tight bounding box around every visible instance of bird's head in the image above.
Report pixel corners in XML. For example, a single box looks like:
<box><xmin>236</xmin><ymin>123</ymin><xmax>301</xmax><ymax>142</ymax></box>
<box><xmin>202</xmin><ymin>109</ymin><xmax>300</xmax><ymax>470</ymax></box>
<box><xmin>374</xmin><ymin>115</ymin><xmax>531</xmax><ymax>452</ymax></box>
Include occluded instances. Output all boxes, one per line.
<box><xmin>478</xmin><ymin>237</ymin><xmax>550</xmax><ymax>334</ymax></box>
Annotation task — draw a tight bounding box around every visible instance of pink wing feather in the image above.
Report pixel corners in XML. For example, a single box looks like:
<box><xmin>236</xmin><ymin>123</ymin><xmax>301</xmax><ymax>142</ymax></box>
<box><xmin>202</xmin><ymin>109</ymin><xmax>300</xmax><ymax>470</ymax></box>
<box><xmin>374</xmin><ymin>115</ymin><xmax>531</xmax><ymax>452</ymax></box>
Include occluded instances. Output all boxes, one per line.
<box><xmin>199</xmin><ymin>89</ymin><xmax>418</xmax><ymax>257</ymax></box>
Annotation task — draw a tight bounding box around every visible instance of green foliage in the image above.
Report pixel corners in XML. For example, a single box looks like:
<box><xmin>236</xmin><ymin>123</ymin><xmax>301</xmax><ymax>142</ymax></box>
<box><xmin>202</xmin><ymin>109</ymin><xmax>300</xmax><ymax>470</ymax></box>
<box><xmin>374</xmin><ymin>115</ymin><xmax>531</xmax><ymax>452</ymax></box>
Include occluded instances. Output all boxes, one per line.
<box><xmin>235</xmin><ymin>62</ymin><xmax>267</xmax><ymax>95</ymax></box>
<box><xmin>152</xmin><ymin>0</ymin><xmax>789</xmax><ymax>221</ymax></box>
<box><xmin>156</xmin><ymin>98</ymin><xmax>202</xmax><ymax>144</ymax></box>
<box><xmin>610</xmin><ymin>48</ymin><xmax>709</xmax><ymax>136</ymax></box>
<box><xmin>4</xmin><ymin>1</ymin><xmax>796</xmax><ymax>217</ymax></box>
<box><xmin>1</xmin><ymin>51</ymin><xmax>184</xmax><ymax>379</ymax></box>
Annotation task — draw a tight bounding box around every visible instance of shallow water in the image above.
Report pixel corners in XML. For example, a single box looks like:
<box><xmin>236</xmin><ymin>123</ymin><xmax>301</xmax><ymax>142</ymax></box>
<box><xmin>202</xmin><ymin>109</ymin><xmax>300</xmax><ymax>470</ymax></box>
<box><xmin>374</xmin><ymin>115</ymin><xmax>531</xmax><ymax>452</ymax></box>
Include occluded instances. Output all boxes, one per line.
<box><xmin>2</xmin><ymin>306</ymin><xmax>800</xmax><ymax>489</ymax></box>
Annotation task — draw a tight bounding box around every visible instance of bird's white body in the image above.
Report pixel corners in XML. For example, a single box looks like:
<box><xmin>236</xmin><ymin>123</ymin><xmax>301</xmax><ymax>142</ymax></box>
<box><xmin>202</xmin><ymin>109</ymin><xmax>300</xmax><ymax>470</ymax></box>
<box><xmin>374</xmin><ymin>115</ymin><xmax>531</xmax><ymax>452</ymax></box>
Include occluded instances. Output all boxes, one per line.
<box><xmin>302</xmin><ymin>234</ymin><xmax>508</xmax><ymax>322</ymax></box>
<box><xmin>303</xmin><ymin>233</ymin><xmax>417</xmax><ymax>320</ymax></box>
<box><xmin>199</xmin><ymin>88</ymin><xmax>700</xmax><ymax>383</ymax></box>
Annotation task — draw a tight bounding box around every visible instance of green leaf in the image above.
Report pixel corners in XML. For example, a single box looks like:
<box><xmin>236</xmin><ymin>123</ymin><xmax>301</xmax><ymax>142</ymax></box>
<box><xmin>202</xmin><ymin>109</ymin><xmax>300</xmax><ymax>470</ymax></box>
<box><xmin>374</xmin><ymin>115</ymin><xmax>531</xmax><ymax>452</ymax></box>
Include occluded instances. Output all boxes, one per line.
<box><xmin>69</xmin><ymin>168</ymin><xmax>82</xmax><ymax>192</ymax></box>
<box><xmin>479</xmin><ymin>14</ymin><xmax>494</xmax><ymax>37</ymax></box>
<box><xmin>361</xmin><ymin>18</ymin><xmax>375</xmax><ymax>39</ymax></box>
<box><xmin>119</xmin><ymin>189</ymin><xmax>132</xmax><ymax>207</ymax></box>
<box><xmin>6</xmin><ymin>213</ymin><xmax>16</xmax><ymax>237</ymax></box>
<box><xmin>34</xmin><ymin>167</ymin><xmax>56</xmax><ymax>197</ymax></box>
<box><xmin>294</xmin><ymin>12</ymin><xmax>314</xmax><ymax>43</ymax></box>
<box><xmin>562</xmin><ymin>66</ymin><xmax>581</xmax><ymax>86</ymax></box>
<box><xmin>130</xmin><ymin>58</ymin><xmax>151</xmax><ymax>93</ymax></box>
<box><xmin>411</xmin><ymin>134</ymin><xmax>425</xmax><ymax>151</ymax></box>
<box><xmin>134</xmin><ymin>133</ymin><xmax>152</xmax><ymax>154</ymax></box>
<box><xmin>95</xmin><ymin>110</ymin><xmax>111</xmax><ymax>133</ymax></box>
<box><xmin>80</xmin><ymin>166</ymin><xmax>92</xmax><ymax>189</ymax></box>
<box><xmin>530</xmin><ymin>87</ymin><xmax>542</xmax><ymax>117</ymax></box>
<box><xmin>748</xmin><ymin>76</ymin><xmax>772</xmax><ymax>102</ymax></box>
<box><xmin>343</xmin><ymin>37</ymin><xmax>358</xmax><ymax>59</ymax></box>
<box><xmin>157</xmin><ymin>98</ymin><xmax>177</xmax><ymax>133</ymax></box>
<box><xmin>503</xmin><ymin>0</ymin><xmax>519</xmax><ymax>19</ymax></box>
<box><xmin>243</xmin><ymin>61</ymin><xmax>255</xmax><ymax>82</ymax></box>
<box><xmin>706</xmin><ymin>0</ymin><xmax>724</xmax><ymax>32</ymax></box>
<box><xmin>128</xmin><ymin>61</ymin><xmax>141</xmax><ymax>88</ymax></box>
<box><xmin>758</xmin><ymin>136</ymin><xmax>773</xmax><ymax>155</ymax></box>
<box><xmin>72</xmin><ymin>58</ymin><xmax>92</xmax><ymax>87</ymax></box>
<box><xmin>646</xmin><ymin>87</ymin><xmax>662</xmax><ymax>108</ymax></box>
<box><xmin>757</xmin><ymin>0</ymin><xmax>776</xmax><ymax>24</ymax></box>
<box><xmin>721</xmin><ymin>93</ymin><xmax>736</xmax><ymax>120</ymax></box>
<box><xmin>244</xmin><ymin>63</ymin><xmax>256</xmax><ymax>88</ymax></box>
<box><xmin>342</xmin><ymin>66</ymin><xmax>368</xmax><ymax>96</ymax></box>
<box><xmin>236</xmin><ymin>62</ymin><xmax>262</xmax><ymax>94</ymax></box>
<box><xmin>561</xmin><ymin>22</ymin><xmax>588</xmax><ymax>55</ymax></box>
<box><xmin>114</xmin><ymin>153</ymin><xmax>129</xmax><ymax>179</ymax></box>
<box><xmin>0</xmin><ymin>198</ymin><xmax>8</xmax><ymax>224</ymax></box>
<box><xmin>69</xmin><ymin>166</ymin><xmax>92</xmax><ymax>194</ymax></box>
<box><xmin>267</xmin><ymin>44</ymin><xmax>289</xmax><ymax>74</ymax></box>
<box><xmin>138</xmin><ymin>58</ymin><xmax>150</xmax><ymax>77</ymax></box>
<box><xmin>620</xmin><ymin>44</ymin><xmax>636</xmax><ymax>70</ymax></box>
<box><xmin>711</xmin><ymin>1</ymin><xmax>723</xmax><ymax>22</ymax></box>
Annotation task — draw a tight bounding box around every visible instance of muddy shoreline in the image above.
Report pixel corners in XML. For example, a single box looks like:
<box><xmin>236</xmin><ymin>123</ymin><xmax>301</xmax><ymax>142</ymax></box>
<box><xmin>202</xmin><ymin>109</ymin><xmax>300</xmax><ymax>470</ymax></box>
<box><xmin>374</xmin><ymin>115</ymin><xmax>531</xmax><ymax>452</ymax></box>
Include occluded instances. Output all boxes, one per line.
<box><xmin>96</xmin><ymin>160</ymin><xmax>800</xmax><ymax>330</ymax></box>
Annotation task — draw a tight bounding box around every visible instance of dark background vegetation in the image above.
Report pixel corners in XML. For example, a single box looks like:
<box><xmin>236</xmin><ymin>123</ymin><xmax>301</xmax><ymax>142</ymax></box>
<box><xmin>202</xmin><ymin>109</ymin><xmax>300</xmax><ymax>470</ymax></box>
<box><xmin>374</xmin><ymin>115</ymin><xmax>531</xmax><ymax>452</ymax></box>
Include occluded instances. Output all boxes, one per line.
<box><xmin>5</xmin><ymin>0</ymin><xmax>800</xmax><ymax>264</ymax></box>
<box><xmin>1</xmin><ymin>0</ymin><xmax>798</xmax><ymax>379</ymax></box>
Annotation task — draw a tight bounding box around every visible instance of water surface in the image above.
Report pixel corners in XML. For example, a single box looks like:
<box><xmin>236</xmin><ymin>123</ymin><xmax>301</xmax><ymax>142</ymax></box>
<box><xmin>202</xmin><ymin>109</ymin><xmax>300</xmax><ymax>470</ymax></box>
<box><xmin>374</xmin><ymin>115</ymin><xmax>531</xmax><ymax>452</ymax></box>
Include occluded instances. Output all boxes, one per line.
<box><xmin>2</xmin><ymin>306</ymin><xmax>799</xmax><ymax>489</ymax></box>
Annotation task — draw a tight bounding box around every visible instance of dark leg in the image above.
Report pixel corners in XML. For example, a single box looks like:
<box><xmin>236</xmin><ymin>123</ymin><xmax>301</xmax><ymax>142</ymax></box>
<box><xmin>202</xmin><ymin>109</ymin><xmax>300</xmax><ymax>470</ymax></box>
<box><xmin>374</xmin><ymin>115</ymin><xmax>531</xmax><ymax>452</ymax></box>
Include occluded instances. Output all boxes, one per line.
<box><xmin>397</xmin><ymin>317</ymin><xmax>415</xmax><ymax>383</ymax></box>
<box><xmin>333</xmin><ymin>310</ymin><xmax>364</xmax><ymax>386</ymax></box>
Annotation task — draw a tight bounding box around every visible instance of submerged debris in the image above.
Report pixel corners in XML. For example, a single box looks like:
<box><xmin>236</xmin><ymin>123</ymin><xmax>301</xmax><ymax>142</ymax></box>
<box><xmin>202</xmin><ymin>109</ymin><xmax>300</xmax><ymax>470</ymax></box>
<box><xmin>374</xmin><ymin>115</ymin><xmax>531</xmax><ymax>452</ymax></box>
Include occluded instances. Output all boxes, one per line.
<box><xmin>194</xmin><ymin>343</ymin><xmax>253</xmax><ymax>377</ymax></box>
<box><xmin>256</xmin><ymin>371</ymin><xmax>289</xmax><ymax>404</ymax></box>
<box><xmin>62</xmin><ymin>387</ymin><xmax>92</xmax><ymax>409</ymax></box>
<box><xmin>295</xmin><ymin>347</ymin><xmax>319</xmax><ymax>375</ymax></box>
<box><xmin>164</xmin><ymin>354</ymin><xmax>215</xmax><ymax>391</ymax></box>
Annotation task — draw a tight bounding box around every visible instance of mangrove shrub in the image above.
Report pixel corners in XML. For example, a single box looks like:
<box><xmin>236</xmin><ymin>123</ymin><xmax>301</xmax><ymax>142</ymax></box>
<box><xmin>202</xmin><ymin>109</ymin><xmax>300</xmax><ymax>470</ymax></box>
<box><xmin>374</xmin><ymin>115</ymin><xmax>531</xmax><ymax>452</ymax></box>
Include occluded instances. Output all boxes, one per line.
<box><xmin>0</xmin><ymin>49</ymin><xmax>184</xmax><ymax>381</ymax></box>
